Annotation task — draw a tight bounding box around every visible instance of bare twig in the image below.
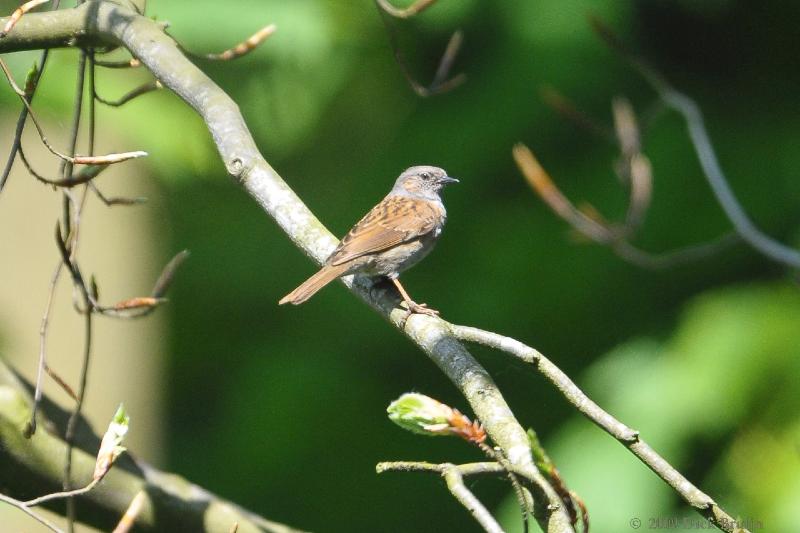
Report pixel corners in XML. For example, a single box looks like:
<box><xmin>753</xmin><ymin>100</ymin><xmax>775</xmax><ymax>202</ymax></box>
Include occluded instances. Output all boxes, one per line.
<box><xmin>0</xmin><ymin>0</ymin><xmax>61</xmax><ymax>193</ymax></box>
<box><xmin>443</xmin><ymin>465</ymin><xmax>504</xmax><ymax>533</ymax></box>
<box><xmin>52</xmin><ymin>49</ymin><xmax>89</xmax><ymax>533</ymax></box>
<box><xmin>540</xmin><ymin>86</ymin><xmax>615</xmax><ymax>142</ymax></box>
<box><xmin>376</xmin><ymin>3</ymin><xmax>465</xmax><ymax>97</ymax></box>
<box><xmin>0</xmin><ymin>59</ymin><xmax>147</xmax><ymax>165</ymax></box>
<box><xmin>45</xmin><ymin>363</ymin><xmax>78</xmax><ymax>400</ymax></box>
<box><xmin>89</xmin><ymin>181</ymin><xmax>147</xmax><ymax>206</ymax></box>
<box><xmin>377</xmin><ymin>460</ymin><xmax>506</xmax><ymax>476</ymax></box>
<box><xmin>19</xmin><ymin>146</ymin><xmax>109</xmax><ymax>187</ymax></box>
<box><xmin>451</xmin><ymin>324</ymin><xmax>748</xmax><ymax>533</ymax></box>
<box><xmin>151</xmin><ymin>249</ymin><xmax>190</xmax><ymax>297</ymax></box>
<box><xmin>111</xmin><ymin>491</ymin><xmax>146</xmax><ymax>533</ymax></box>
<box><xmin>610</xmin><ymin>97</ymin><xmax>651</xmax><ymax>233</ymax></box>
<box><xmin>94</xmin><ymin>57</ymin><xmax>141</xmax><ymax>69</ymax></box>
<box><xmin>0</xmin><ymin>57</ymin><xmax>148</xmax><ymax>168</ymax></box>
<box><xmin>63</xmin><ymin>269</ymin><xmax>92</xmax><ymax>533</ymax></box>
<box><xmin>87</xmin><ymin>49</ymin><xmax>96</xmax><ymax>156</ymax></box>
<box><xmin>611</xmin><ymin>234</ymin><xmax>739</xmax><ymax>270</ymax></box>
<box><xmin>187</xmin><ymin>24</ymin><xmax>276</xmax><ymax>61</ymax></box>
<box><xmin>479</xmin><ymin>443</ymin><xmax>530</xmax><ymax>533</ymax></box>
<box><xmin>590</xmin><ymin>15</ymin><xmax>800</xmax><ymax>269</ymax></box>
<box><xmin>377</xmin><ymin>461</ymin><xmax>506</xmax><ymax>533</ymax></box>
<box><xmin>376</xmin><ymin>0</ymin><xmax>438</xmax><ymax>19</ymax></box>
<box><xmin>528</xmin><ymin>429</ymin><xmax>586</xmax><ymax>532</ymax></box>
<box><xmin>26</xmin><ymin>261</ymin><xmax>64</xmax><ymax>437</ymax></box>
<box><xmin>0</xmin><ymin>493</ymin><xmax>63</xmax><ymax>532</ymax></box>
<box><xmin>24</xmin><ymin>478</ymin><xmax>100</xmax><ymax>508</ymax></box>
<box><xmin>95</xmin><ymin>79</ymin><xmax>162</xmax><ymax>106</ymax></box>
<box><xmin>0</xmin><ymin>0</ymin><xmax>50</xmax><ymax>38</ymax></box>
<box><xmin>54</xmin><ymin>219</ymin><xmax>187</xmax><ymax>318</ymax></box>
<box><xmin>427</xmin><ymin>30</ymin><xmax>466</xmax><ymax>95</ymax></box>
<box><xmin>514</xmin><ymin>142</ymin><xmax>738</xmax><ymax>269</ymax></box>
<box><xmin>612</xmin><ymin>96</ymin><xmax>640</xmax><ymax>159</ymax></box>
<box><xmin>513</xmin><ymin>143</ymin><xmax>613</xmax><ymax>243</ymax></box>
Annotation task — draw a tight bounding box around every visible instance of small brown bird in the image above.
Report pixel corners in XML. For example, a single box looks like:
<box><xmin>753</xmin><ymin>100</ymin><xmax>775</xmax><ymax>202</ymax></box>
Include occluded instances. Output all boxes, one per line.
<box><xmin>279</xmin><ymin>165</ymin><xmax>458</xmax><ymax>316</ymax></box>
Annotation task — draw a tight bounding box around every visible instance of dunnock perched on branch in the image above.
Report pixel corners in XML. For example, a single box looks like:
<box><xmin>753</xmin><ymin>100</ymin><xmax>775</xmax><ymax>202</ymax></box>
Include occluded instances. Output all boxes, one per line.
<box><xmin>279</xmin><ymin>165</ymin><xmax>458</xmax><ymax>317</ymax></box>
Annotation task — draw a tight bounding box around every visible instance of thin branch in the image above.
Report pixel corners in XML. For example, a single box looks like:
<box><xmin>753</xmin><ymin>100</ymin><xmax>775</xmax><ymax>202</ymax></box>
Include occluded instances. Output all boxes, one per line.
<box><xmin>514</xmin><ymin>142</ymin><xmax>738</xmax><ymax>269</ymax></box>
<box><xmin>377</xmin><ymin>461</ymin><xmax>509</xmax><ymax>532</ymax></box>
<box><xmin>94</xmin><ymin>57</ymin><xmax>141</xmax><ymax>69</ymax></box>
<box><xmin>377</xmin><ymin>461</ymin><xmax>507</xmax><ymax>476</ymax></box>
<box><xmin>428</xmin><ymin>30</ymin><xmax>466</xmax><ymax>94</ymax></box>
<box><xmin>60</xmin><ymin>50</ymin><xmax>89</xmax><ymax>533</ymax></box>
<box><xmin>95</xmin><ymin>79</ymin><xmax>162</xmax><ymax>106</ymax></box>
<box><xmin>0</xmin><ymin>57</ymin><xmax>148</xmax><ymax>167</ymax></box>
<box><xmin>19</xmin><ymin>145</ymin><xmax>110</xmax><ymax>187</ymax></box>
<box><xmin>87</xmin><ymin>49</ymin><xmax>96</xmax><ymax>156</ymax></box>
<box><xmin>63</xmin><ymin>267</ymin><xmax>92</xmax><ymax>533</ymax></box>
<box><xmin>443</xmin><ymin>465</ymin><xmax>504</xmax><ymax>533</ymax></box>
<box><xmin>26</xmin><ymin>261</ymin><xmax>64</xmax><ymax>437</ymax></box>
<box><xmin>590</xmin><ymin>15</ymin><xmax>800</xmax><ymax>269</ymax></box>
<box><xmin>376</xmin><ymin>0</ymin><xmax>438</xmax><ymax>19</ymax></box>
<box><xmin>528</xmin><ymin>428</ymin><xmax>586</xmax><ymax>531</ymax></box>
<box><xmin>0</xmin><ymin>493</ymin><xmax>63</xmax><ymax>533</ymax></box>
<box><xmin>111</xmin><ymin>491</ymin><xmax>145</xmax><ymax>533</ymax></box>
<box><xmin>54</xmin><ymin>219</ymin><xmax>187</xmax><ymax>319</ymax></box>
<box><xmin>611</xmin><ymin>234</ymin><xmax>739</xmax><ymax>270</ymax></box>
<box><xmin>45</xmin><ymin>363</ymin><xmax>78</xmax><ymax>400</ymax></box>
<box><xmin>450</xmin><ymin>324</ymin><xmax>748</xmax><ymax>533</ymax></box>
<box><xmin>186</xmin><ymin>24</ymin><xmax>276</xmax><ymax>61</ymax></box>
<box><xmin>88</xmin><ymin>182</ymin><xmax>147</xmax><ymax>206</ymax></box>
<box><xmin>0</xmin><ymin>0</ymin><xmax>61</xmax><ymax>193</ymax></box>
<box><xmin>540</xmin><ymin>86</ymin><xmax>615</xmax><ymax>143</ymax></box>
<box><xmin>479</xmin><ymin>443</ymin><xmax>530</xmax><ymax>533</ymax></box>
<box><xmin>151</xmin><ymin>249</ymin><xmax>190</xmax><ymax>298</ymax></box>
<box><xmin>611</xmin><ymin>97</ymin><xmax>651</xmax><ymax>233</ymax></box>
<box><xmin>25</xmin><ymin>478</ymin><xmax>100</xmax><ymax>507</ymax></box>
<box><xmin>513</xmin><ymin>143</ymin><xmax>614</xmax><ymax>243</ymax></box>
<box><xmin>376</xmin><ymin>3</ymin><xmax>466</xmax><ymax>97</ymax></box>
<box><xmin>0</xmin><ymin>0</ymin><xmax>50</xmax><ymax>38</ymax></box>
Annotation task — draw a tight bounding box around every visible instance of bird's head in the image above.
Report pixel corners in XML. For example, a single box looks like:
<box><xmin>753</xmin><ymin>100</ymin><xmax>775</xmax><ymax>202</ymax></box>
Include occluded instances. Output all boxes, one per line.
<box><xmin>392</xmin><ymin>165</ymin><xmax>458</xmax><ymax>199</ymax></box>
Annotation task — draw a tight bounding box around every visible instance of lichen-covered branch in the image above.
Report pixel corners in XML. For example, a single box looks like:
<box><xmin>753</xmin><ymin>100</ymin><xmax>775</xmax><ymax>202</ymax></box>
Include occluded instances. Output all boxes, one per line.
<box><xmin>0</xmin><ymin>358</ymin><xmax>302</xmax><ymax>533</ymax></box>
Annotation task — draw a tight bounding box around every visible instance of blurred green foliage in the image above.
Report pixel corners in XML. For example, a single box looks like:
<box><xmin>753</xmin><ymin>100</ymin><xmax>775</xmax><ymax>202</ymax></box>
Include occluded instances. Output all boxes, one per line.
<box><xmin>2</xmin><ymin>0</ymin><xmax>800</xmax><ymax>531</ymax></box>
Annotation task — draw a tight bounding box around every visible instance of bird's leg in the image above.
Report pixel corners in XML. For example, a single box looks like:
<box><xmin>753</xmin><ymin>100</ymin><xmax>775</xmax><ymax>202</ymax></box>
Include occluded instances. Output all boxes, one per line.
<box><xmin>391</xmin><ymin>278</ymin><xmax>439</xmax><ymax>318</ymax></box>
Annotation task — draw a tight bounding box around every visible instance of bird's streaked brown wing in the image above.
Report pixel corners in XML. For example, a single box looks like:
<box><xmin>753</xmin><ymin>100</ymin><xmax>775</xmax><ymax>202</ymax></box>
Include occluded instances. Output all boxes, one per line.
<box><xmin>328</xmin><ymin>196</ymin><xmax>441</xmax><ymax>266</ymax></box>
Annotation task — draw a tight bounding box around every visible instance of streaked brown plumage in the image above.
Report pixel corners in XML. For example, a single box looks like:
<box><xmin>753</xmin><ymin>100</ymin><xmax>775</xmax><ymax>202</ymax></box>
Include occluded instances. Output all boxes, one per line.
<box><xmin>279</xmin><ymin>165</ymin><xmax>457</xmax><ymax>316</ymax></box>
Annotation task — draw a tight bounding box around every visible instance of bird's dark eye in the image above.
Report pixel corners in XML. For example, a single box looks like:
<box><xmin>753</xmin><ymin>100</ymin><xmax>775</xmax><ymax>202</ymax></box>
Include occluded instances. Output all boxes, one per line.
<box><xmin>421</xmin><ymin>172</ymin><xmax>431</xmax><ymax>180</ymax></box>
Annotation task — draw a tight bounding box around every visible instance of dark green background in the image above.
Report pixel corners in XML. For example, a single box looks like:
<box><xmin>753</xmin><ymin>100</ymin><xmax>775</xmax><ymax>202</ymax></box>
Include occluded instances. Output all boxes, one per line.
<box><xmin>3</xmin><ymin>1</ymin><xmax>800</xmax><ymax>531</ymax></box>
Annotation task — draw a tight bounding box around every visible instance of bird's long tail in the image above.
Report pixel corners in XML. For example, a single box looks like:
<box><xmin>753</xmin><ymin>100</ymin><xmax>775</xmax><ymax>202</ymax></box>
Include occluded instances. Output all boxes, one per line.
<box><xmin>279</xmin><ymin>264</ymin><xmax>348</xmax><ymax>305</ymax></box>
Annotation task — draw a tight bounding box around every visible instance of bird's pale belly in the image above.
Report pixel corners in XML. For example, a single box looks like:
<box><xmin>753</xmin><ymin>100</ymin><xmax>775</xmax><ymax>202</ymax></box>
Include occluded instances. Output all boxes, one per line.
<box><xmin>356</xmin><ymin>234</ymin><xmax>438</xmax><ymax>278</ymax></box>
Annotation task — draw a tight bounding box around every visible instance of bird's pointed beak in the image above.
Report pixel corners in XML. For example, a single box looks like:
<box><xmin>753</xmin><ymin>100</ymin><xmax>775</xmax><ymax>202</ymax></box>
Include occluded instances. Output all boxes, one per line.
<box><xmin>439</xmin><ymin>176</ymin><xmax>459</xmax><ymax>184</ymax></box>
